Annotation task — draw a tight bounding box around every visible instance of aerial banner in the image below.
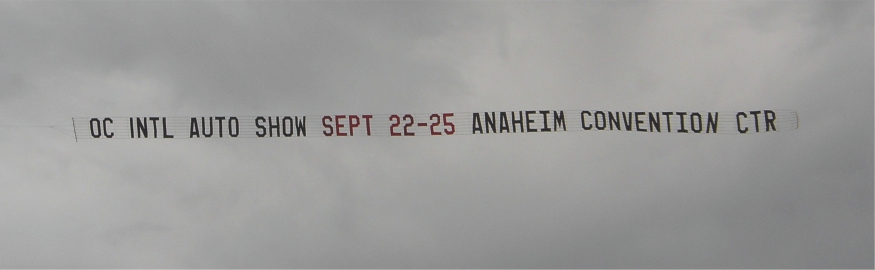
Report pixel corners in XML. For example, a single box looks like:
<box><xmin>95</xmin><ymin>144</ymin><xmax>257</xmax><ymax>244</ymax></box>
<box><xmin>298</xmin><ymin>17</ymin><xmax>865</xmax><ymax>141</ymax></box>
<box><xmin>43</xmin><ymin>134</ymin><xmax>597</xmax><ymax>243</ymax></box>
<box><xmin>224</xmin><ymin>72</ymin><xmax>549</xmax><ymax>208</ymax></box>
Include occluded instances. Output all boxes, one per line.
<box><xmin>73</xmin><ymin>109</ymin><xmax>798</xmax><ymax>140</ymax></box>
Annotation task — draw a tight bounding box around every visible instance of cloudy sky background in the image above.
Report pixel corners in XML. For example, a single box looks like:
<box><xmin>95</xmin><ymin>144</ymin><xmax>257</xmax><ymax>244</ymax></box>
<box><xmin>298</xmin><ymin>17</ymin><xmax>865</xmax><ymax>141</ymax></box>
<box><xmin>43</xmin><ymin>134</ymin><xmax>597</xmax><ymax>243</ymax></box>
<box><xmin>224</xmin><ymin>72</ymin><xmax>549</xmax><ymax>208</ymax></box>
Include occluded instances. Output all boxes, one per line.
<box><xmin>0</xmin><ymin>1</ymin><xmax>871</xmax><ymax>268</ymax></box>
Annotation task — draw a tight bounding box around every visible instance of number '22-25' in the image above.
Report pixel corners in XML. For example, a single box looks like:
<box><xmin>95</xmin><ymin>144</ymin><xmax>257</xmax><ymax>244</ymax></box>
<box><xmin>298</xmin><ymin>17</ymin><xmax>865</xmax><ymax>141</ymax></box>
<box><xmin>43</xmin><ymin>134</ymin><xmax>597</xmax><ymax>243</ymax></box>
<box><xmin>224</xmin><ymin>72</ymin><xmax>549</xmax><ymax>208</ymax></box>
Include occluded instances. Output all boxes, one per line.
<box><xmin>389</xmin><ymin>113</ymin><xmax>455</xmax><ymax>136</ymax></box>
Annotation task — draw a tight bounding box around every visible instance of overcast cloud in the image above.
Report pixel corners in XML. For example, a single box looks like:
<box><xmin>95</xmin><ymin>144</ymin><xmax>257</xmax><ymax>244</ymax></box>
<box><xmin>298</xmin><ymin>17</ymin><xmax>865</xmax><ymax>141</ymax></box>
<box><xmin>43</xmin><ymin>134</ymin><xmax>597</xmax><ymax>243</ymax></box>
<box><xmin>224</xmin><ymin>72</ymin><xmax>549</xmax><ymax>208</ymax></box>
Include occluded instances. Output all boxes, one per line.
<box><xmin>0</xmin><ymin>1</ymin><xmax>871</xmax><ymax>268</ymax></box>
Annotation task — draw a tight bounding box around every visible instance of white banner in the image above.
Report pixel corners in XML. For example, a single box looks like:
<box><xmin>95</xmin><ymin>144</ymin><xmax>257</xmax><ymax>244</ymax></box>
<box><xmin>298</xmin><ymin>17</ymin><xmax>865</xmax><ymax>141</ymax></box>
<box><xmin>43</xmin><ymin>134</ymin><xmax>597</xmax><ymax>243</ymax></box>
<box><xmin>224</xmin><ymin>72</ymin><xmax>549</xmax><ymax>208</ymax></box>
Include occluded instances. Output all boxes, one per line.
<box><xmin>73</xmin><ymin>109</ymin><xmax>798</xmax><ymax>140</ymax></box>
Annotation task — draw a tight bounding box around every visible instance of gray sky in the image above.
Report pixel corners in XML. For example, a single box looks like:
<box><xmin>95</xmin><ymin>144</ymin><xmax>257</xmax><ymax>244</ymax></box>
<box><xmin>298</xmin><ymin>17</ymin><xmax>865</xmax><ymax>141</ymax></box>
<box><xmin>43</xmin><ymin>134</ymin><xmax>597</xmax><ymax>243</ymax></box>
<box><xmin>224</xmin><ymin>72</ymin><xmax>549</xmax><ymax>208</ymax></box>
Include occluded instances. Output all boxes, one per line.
<box><xmin>0</xmin><ymin>1</ymin><xmax>872</xmax><ymax>268</ymax></box>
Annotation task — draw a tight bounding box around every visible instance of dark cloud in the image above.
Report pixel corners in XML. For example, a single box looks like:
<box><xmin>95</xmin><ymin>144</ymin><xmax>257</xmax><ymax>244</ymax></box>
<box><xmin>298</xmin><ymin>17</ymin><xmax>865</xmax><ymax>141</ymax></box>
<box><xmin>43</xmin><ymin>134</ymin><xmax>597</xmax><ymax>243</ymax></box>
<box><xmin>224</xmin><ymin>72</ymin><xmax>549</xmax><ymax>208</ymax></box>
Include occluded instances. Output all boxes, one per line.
<box><xmin>0</xmin><ymin>1</ymin><xmax>870</xmax><ymax>268</ymax></box>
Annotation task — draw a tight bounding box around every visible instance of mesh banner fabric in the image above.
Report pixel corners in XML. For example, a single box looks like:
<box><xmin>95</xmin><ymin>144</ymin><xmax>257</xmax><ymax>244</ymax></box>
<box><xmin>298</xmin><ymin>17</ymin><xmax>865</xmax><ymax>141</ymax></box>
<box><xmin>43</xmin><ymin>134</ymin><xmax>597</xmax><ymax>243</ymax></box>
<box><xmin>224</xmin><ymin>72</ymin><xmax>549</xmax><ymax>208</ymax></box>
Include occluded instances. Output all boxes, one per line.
<box><xmin>73</xmin><ymin>109</ymin><xmax>798</xmax><ymax>140</ymax></box>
